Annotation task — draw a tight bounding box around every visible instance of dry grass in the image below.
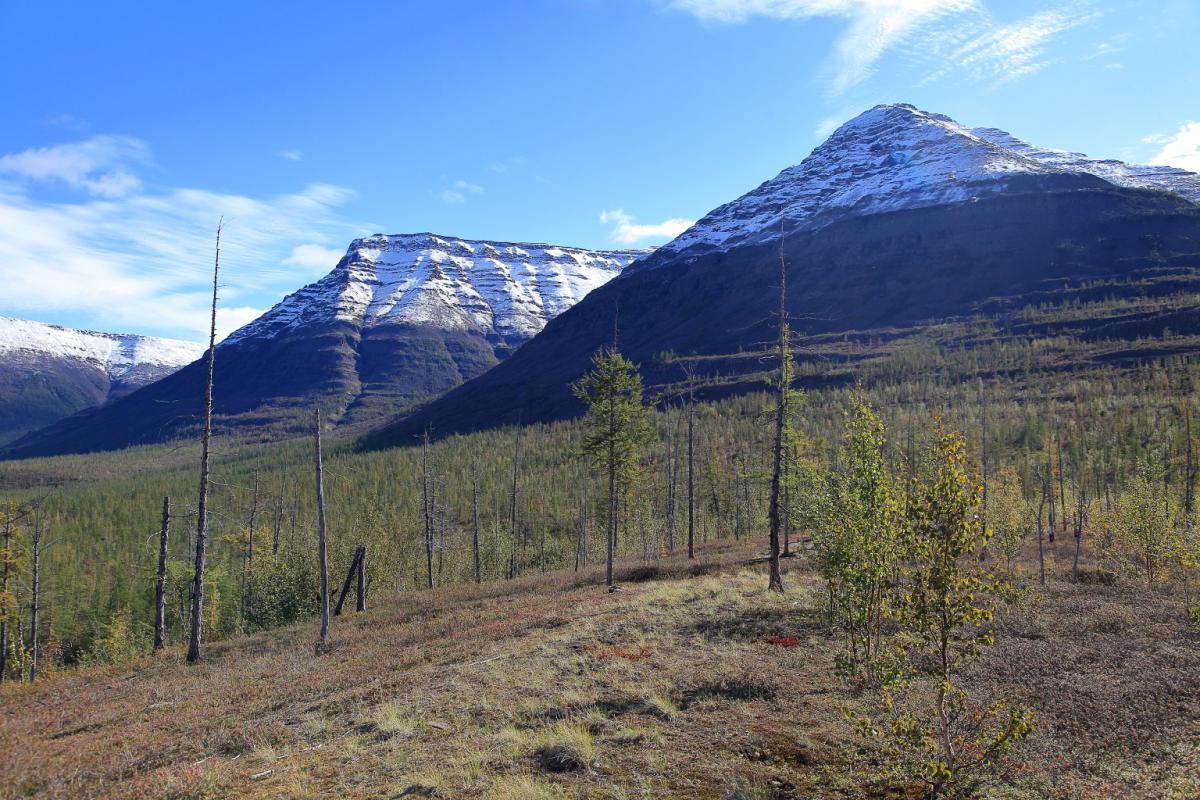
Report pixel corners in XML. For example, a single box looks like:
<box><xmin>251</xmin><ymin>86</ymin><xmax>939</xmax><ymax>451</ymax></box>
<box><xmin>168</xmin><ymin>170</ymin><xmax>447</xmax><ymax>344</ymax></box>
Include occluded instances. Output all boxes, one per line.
<box><xmin>2</xmin><ymin>538</ymin><xmax>1198</xmax><ymax>799</ymax></box>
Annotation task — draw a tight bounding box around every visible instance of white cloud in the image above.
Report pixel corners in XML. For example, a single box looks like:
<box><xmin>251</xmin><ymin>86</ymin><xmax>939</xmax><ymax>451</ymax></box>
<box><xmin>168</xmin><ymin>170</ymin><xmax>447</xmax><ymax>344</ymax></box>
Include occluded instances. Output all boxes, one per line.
<box><xmin>440</xmin><ymin>180</ymin><xmax>484</xmax><ymax>204</ymax></box>
<box><xmin>282</xmin><ymin>243</ymin><xmax>346</xmax><ymax>269</ymax></box>
<box><xmin>918</xmin><ymin>4</ymin><xmax>1097</xmax><ymax>88</ymax></box>
<box><xmin>0</xmin><ymin>135</ymin><xmax>370</xmax><ymax>341</ymax></box>
<box><xmin>600</xmin><ymin>209</ymin><xmax>695</xmax><ymax>245</ymax></box>
<box><xmin>668</xmin><ymin>0</ymin><xmax>977</xmax><ymax>93</ymax></box>
<box><xmin>669</xmin><ymin>1</ymin><xmax>1098</xmax><ymax>93</ymax></box>
<box><xmin>1150</xmin><ymin>121</ymin><xmax>1200</xmax><ymax>172</ymax></box>
<box><xmin>944</xmin><ymin>7</ymin><xmax>1093</xmax><ymax>86</ymax></box>
<box><xmin>276</xmin><ymin>148</ymin><xmax>303</xmax><ymax>162</ymax></box>
<box><xmin>0</xmin><ymin>135</ymin><xmax>150</xmax><ymax>198</ymax></box>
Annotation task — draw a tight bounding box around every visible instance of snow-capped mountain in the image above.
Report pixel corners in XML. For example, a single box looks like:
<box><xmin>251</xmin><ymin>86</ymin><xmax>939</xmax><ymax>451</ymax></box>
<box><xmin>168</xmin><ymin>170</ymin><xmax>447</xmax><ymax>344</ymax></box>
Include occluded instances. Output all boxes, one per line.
<box><xmin>371</xmin><ymin>103</ymin><xmax>1200</xmax><ymax>444</ymax></box>
<box><xmin>3</xmin><ymin>236</ymin><xmax>643</xmax><ymax>456</ymax></box>
<box><xmin>227</xmin><ymin>234</ymin><xmax>645</xmax><ymax>351</ymax></box>
<box><xmin>0</xmin><ymin>316</ymin><xmax>204</xmax><ymax>444</ymax></box>
<box><xmin>657</xmin><ymin>104</ymin><xmax>1200</xmax><ymax>258</ymax></box>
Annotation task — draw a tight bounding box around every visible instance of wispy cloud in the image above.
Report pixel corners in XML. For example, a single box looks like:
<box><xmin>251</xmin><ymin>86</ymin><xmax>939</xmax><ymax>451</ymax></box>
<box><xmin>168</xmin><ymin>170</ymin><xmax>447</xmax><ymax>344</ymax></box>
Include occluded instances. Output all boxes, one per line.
<box><xmin>600</xmin><ymin>209</ymin><xmax>695</xmax><ymax>245</ymax></box>
<box><xmin>1149</xmin><ymin>121</ymin><xmax>1200</xmax><ymax>172</ymax></box>
<box><xmin>440</xmin><ymin>179</ymin><xmax>484</xmax><ymax>204</ymax></box>
<box><xmin>667</xmin><ymin>0</ymin><xmax>977</xmax><ymax>93</ymax></box>
<box><xmin>668</xmin><ymin>1</ymin><xmax>1097</xmax><ymax>94</ymax></box>
<box><xmin>276</xmin><ymin>148</ymin><xmax>303</xmax><ymax>162</ymax></box>
<box><xmin>0</xmin><ymin>135</ymin><xmax>149</xmax><ymax>198</ymax></box>
<box><xmin>927</xmin><ymin>6</ymin><xmax>1097</xmax><ymax>88</ymax></box>
<box><xmin>0</xmin><ymin>135</ymin><xmax>369</xmax><ymax>340</ymax></box>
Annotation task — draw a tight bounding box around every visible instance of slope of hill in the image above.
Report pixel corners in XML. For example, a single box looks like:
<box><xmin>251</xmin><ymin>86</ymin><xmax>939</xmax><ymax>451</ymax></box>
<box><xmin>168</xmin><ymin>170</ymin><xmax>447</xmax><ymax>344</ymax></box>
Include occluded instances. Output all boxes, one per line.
<box><xmin>2</xmin><ymin>236</ymin><xmax>644</xmax><ymax>458</ymax></box>
<box><xmin>370</xmin><ymin>104</ymin><xmax>1200</xmax><ymax>445</ymax></box>
<box><xmin>0</xmin><ymin>316</ymin><xmax>204</xmax><ymax>444</ymax></box>
<box><xmin>2</xmin><ymin>542</ymin><xmax>1195</xmax><ymax>799</ymax></box>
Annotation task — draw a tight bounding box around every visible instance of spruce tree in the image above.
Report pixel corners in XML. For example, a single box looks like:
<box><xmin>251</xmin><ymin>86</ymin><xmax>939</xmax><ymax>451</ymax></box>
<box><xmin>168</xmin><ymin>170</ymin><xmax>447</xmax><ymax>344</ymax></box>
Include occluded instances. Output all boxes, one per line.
<box><xmin>573</xmin><ymin>346</ymin><xmax>651</xmax><ymax>589</ymax></box>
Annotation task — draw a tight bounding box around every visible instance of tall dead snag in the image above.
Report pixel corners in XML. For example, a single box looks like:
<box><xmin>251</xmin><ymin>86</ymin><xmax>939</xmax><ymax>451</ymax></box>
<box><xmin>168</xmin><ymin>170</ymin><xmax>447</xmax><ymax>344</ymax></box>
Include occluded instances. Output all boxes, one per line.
<box><xmin>314</xmin><ymin>407</ymin><xmax>331</xmax><ymax>646</ymax></box>
<box><xmin>508</xmin><ymin>424</ymin><xmax>522</xmax><ymax>580</ymax></box>
<box><xmin>187</xmin><ymin>219</ymin><xmax>221</xmax><ymax>665</ymax></box>
<box><xmin>28</xmin><ymin>509</ymin><xmax>42</xmax><ymax>682</ymax></box>
<box><xmin>1072</xmin><ymin>475</ymin><xmax>1085</xmax><ymax>584</ymax></box>
<box><xmin>766</xmin><ymin>227</ymin><xmax>788</xmax><ymax>593</ymax></box>
<box><xmin>0</xmin><ymin>502</ymin><xmax>29</xmax><ymax>683</ymax></box>
<box><xmin>1185</xmin><ymin>400</ymin><xmax>1195</xmax><ymax>516</ymax></box>
<box><xmin>687</xmin><ymin>383</ymin><xmax>696</xmax><ymax>560</ymax></box>
<box><xmin>664</xmin><ymin>408</ymin><xmax>677</xmax><ymax>554</ymax></box>
<box><xmin>471</xmin><ymin>460</ymin><xmax>482</xmax><ymax>584</ymax></box>
<box><xmin>1036</xmin><ymin>466</ymin><xmax>1047</xmax><ymax>586</ymax></box>
<box><xmin>421</xmin><ymin>428</ymin><xmax>434</xmax><ymax>590</ymax></box>
<box><xmin>154</xmin><ymin>496</ymin><xmax>170</xmax><ymax>652</ymax></box>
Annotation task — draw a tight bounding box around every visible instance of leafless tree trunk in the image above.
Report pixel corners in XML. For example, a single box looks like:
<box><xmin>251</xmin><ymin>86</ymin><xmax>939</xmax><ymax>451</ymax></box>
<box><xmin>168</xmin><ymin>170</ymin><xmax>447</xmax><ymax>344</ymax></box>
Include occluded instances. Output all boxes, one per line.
<box><xmin>187</xmin><ymin>219</ymin><xmax>222</xmax><ymax>665</ymax></box>
<box><xmin>1072</xmin><ymin>476</ymin><xmax>1085</xmax><ymax>584</ymax></box>
<box><xmin>1186</xmin><ymin>401</ymin><xmax>1195</xmax><ymax>516</ymax></box>
<box><xmin>687</xmin><ymin>400</ymin><xmax>695</xmax><ymax>560</ymax></box>
<box><xmin>665</xmin><ymin>415</ymin><xmax>677</xmax><ymax>554</ymax></box>
<box><xmin>421</xmin><ymin>428</ymin><xmax>434</xmax><ymax>589</ymax></box>
<box><xmin>154</xmin><ymin>496</ymin><xmax>170</xmax><ymax>651</ymax></box>
<box><xmin>766</xmin><ymin>229</ymin><xmax>787</xmax><ymax>593</ymax></box>
<box><xmin>1057</xmin><ymin>438</ymin><xmax>1067</xmax><ymax>538</ymax></box>
<box><xmin>471</xmin><ymin>460</ymin><xmax>482</xmax><ymax>584</ymax></box>
<box><xmin>314</xmin><ymin>408</ymin><xmax>330</xmax><ymax>646</ymax></box>
<box><xmin>1037</xmin><ymin>469</ymin><xmax>1047</xmax><ymax>587</ymax></box>
<box><xmin>509</xmin><ymin>425</ymin><xmax>522</xmax><ymax>580</ymax></box>
<box><xmin>356</xmin><ymin>546</ymin><xmax>367</xmax><ymax>612</ymax></box>
<box><xmin>272</xmin><ymin>493</ymin><xmax>284</xmax><ymax>555</ymax></box>
<box><xmin>28</xmin><ymin>511</ymin><xmax>42</xmax><ymax>683</ymax></box>
<box><xmin>0</xmin><ymin>508</ymin><xmax>17</xmax><ymax>682</ymax></box>
<box><xmin>577</xmin><ymin>466</ymin><xmax>588</xmax><ymax>570</ymax></box>
<box><xmin>1046</xmin><ymin>455</ymin><xmax>1056</xmax><ymax>544</ymax></box>
<box><xmin>334</xmin><ymin>545</ymin><xmax>364</xmax><ymax>616</ymax></box>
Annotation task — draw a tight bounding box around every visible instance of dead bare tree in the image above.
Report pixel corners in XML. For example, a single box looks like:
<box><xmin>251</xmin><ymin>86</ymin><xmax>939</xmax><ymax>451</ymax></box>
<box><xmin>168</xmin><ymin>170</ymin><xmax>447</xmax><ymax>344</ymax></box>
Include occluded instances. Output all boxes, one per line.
<box><xmin>314</xmin><ymin>407</ymin><xmax>331</xmax><ymax>646</ymax></box>
<box><xmin>766</xmin><ymin>225</ymin><xmax>788</xmax><ymax>593</ymax></box>
<box><xmin>508</xmin><ymin>424</ymin><xmax>522</xmax><ymax>580</ymax></box>
<box><xmin>187</xmin><ymin>218</ymin><xmax>222</xmax><ymax>666</ymax></box>
<box><xmin>1035</xmin><ymin>467</ymin><xmax>1047</xmax><ymax>586</ymax></box>
<box><xmin>0</xmin><ymin>501</ymin><xmax>33</xmax><ymax>683</ymax></box>
<box><xmin>421</xmin><ymin>428</ymin><xmax>434</xmax><ymax>590</ymax></box>
<box><xmin>471</xmin><ymin>460</ymin><xmax>482</xmax><ymax>584</ymax></box>
<box><xmin>1186</xmin><ymin>400</ymin><xmax>1195</xmax><ymax>516</ymax></box>
<box><xmin>154</xmin><ymin>496</ymin><xmax>170</xmax><ymax>652</ymax></box>
<box><xmin>28</xmin><ymin>509</ymin><xmax>42</xmax><ymax>682</ymax></box>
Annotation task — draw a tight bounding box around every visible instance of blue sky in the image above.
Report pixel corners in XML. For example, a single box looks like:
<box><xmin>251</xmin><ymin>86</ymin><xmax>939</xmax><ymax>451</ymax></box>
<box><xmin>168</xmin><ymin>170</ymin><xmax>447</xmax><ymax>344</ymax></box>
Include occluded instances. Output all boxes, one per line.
<box><xmin>1</xmin><ymin>0</ymin><xmax>1197</xmax><ymax>341</ymax></box>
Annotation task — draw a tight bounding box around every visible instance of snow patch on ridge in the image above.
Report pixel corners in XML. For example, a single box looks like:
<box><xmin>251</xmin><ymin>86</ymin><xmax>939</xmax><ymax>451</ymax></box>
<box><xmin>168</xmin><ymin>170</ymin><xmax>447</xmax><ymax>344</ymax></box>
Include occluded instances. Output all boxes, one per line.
<box><xmin>227</xmin><ymin>234</ymin><xmax>648</xmax><ymax>345</ymax></box>
<box><xmin>658</xmin><ymin>104</ymin><xmax>1200</xmax><ymax>258</ymax></box>
<box><xmin>0</xmin><ymin>316</ymin><xmax>205</xmax><ymax>380</ymax></box>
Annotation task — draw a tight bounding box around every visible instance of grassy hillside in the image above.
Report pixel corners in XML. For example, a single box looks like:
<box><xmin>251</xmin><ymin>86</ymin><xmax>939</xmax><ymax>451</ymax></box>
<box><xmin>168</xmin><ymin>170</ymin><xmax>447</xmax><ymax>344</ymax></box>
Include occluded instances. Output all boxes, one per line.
<box><xmin>2</xmin><ymin>541</ymin><xmax>1197</xmax><ymax>799</ymax></box>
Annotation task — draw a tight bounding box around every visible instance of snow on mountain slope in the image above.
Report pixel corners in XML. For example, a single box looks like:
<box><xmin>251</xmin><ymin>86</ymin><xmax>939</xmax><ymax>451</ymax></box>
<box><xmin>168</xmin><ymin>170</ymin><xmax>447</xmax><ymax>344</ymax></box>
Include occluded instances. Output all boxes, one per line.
<box><xmin>969</xmin><ymin>126</ymin><xmax>1200</xmax><ymax>204</ymax></box>
<box><xmin>0</xmin><ymin>316</ymin><xmax>204</xmax><ymax>381</ymax></box>
<box><xmin>658</xmin><ymin>104</ymin><xmax>1200</xmax><ymax>258</ymax></box>
<box><xmin>228</xmin><ymin>234</ymin><xmax>647</xmax><ymax>346</ymax></box>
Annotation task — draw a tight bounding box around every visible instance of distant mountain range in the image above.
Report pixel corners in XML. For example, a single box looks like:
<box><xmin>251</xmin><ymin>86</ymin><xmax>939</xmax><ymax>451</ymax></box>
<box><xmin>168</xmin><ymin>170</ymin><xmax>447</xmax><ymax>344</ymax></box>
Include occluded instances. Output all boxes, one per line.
<box><xmin>0</xmin><ymin>317</ymin><xmax>204</xmax><ymax>445</ymax></box>
<box><xmin>7</xmin><ymin>103</ymin><xmax>1200</xmax><ymax>459</ymax></box>
<box><xmin>368</xmin><ymin>103</ymin><xmax>1200</xmax><ymax>445</ymax></box>
<box><xmin>2</xmin><ymin>236</ymin><xmax>643</xmax><ymax>457</ymax></box>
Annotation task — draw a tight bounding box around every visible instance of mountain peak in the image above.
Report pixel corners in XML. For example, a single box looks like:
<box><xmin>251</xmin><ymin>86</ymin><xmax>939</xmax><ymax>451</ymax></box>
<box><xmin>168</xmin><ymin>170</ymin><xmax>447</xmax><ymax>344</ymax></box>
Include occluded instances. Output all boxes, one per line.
<box><xmin>227</xmin><ymin>233</ymin><xmax>648</xmax><ymax>348</ymax></box>
<box><xmin>655</xmin><ymin>105</ymin><xmax>1200</xmax><ymax>260</ymax></box>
